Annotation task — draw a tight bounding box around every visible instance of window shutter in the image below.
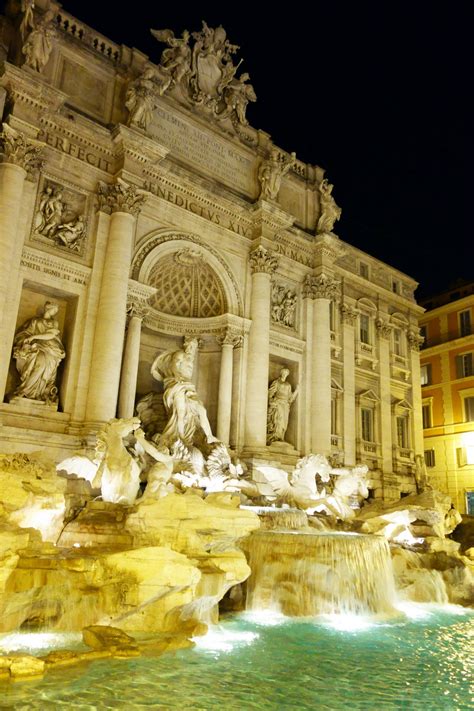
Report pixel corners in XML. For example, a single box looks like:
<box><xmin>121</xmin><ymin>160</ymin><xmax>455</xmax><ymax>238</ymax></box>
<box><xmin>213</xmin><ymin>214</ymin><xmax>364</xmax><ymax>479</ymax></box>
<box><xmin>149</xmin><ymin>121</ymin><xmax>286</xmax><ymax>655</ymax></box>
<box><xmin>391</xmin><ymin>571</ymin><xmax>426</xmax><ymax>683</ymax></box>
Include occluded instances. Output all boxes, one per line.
<box><xmin>456</xmin><ymin>355</ymin><xmax>463</xmax><ymax>379</ymax></box>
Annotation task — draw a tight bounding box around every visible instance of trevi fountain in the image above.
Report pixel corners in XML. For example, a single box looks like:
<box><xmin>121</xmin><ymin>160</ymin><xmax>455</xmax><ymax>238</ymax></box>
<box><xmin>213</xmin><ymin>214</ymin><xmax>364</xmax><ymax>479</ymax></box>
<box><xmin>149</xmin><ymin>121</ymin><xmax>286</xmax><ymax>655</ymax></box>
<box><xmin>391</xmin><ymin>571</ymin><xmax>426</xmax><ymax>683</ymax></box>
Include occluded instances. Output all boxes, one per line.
<box><xmin>0</xmin><ymin>2</ymin><xmax>472</xmax><ymax>709</ymax></box>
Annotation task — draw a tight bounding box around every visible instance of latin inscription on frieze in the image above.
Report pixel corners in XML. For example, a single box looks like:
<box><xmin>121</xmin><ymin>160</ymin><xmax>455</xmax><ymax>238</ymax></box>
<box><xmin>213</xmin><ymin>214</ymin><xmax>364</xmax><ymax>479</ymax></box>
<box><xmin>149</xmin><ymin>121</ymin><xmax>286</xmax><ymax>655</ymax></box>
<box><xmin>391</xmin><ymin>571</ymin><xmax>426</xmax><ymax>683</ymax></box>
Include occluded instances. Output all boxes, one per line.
<box><xmin>37</xmin><ymin>129</ymin><xmax>112</xmax><ymax>173</ymax></box>
<box><xmin>144</xmin><ymin>180</ymin><xmax>253</xmax><ymax>238</ymax></box>
<box><xmin>150</xmin><ymin>105</ymin><xmax>255</xmax><ymax>193</ymax></box>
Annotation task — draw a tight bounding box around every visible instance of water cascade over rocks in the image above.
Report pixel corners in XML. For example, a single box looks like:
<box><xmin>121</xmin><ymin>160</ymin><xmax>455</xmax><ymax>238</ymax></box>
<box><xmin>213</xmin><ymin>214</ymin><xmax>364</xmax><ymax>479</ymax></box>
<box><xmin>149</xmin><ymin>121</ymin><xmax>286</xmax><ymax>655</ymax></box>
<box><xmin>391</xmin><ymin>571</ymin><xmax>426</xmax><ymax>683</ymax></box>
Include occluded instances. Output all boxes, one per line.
<box><xmin>245</xmin><ymin>530</ymin><xmax>397</xmax><ymax>617</ymax></box>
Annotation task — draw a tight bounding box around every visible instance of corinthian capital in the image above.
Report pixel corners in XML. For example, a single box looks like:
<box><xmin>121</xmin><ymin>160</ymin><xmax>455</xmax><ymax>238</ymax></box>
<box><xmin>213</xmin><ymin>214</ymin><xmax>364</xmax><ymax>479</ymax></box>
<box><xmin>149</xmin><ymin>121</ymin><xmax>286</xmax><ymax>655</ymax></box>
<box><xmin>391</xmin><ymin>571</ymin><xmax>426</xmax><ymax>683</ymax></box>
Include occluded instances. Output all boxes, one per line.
<box><xmin>217</xmin><ymin>328</ymin><xmax>243</xmax><ymax>348</ymax></box>
<box><xmin>97</xmin><ymin>177</ymin><xmax>147</xmax><ymax>216</ymax></box>
<box><xmin>0</xmin><ymin>123</ymin><xmax>43</xmax><ymax>172</ymax></box>
<box><xmin>303</xmin><ymin>273</ymin><xmax>339</xmax><ymax>300</ymax></box>
<box><xmin>126</xmin><ymin>300</ymin><xmax>150</xmax><ymax>320</ymax></box>
<box><xmin>249</xmin><ymin>245</ymin><xmax>279</xmax><ymax>275</ymax></box>
<box><xmin>375</xmin><ymin>317</ymin><xmax>392</xmax><ymax>339</ymax></box>
<box><xmin>340</xmin><ymin>302</ymin><xmax>358</xmax><ymax>324</ymax></box>
<box><xmin>407</xmin><ymin>330</ymin><xmax>424</xmax><ymax>351</ymax></box>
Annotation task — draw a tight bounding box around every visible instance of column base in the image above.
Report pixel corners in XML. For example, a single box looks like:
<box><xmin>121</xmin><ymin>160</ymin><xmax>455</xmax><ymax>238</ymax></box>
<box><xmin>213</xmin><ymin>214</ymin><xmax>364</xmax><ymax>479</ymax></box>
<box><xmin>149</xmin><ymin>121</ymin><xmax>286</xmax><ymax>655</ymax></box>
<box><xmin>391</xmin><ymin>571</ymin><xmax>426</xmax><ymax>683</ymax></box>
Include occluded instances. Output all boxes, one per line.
<box><xmin>7</xmin><ymin>396</ymin><xmax>59</xmax><ymax>412</ymax></box>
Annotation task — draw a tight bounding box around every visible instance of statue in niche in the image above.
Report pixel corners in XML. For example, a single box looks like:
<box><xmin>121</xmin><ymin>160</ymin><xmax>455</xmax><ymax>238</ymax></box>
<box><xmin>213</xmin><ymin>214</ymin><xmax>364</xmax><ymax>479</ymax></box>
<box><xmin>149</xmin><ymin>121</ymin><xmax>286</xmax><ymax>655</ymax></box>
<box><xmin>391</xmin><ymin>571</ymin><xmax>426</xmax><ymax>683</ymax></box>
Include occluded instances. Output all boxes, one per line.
<box><xmin>22</xmin><ymin>8</ymin><xmax>55</xmax><ymax>72</ymax></box>
<box><xmin>11</xmin><ymin>301</ymin><xmax>65</xmax><ymax>405</ymax></box>
<box><xmin>34</xmin><ymin>183</ymin><xmax>86</xmax><ymax>252</ymax></box>
<box><xmin>258</xmin><ymin>148</ymin><xmax>296</xmax><ymax>201</ymax></box>
<box><xmin>151</xmin><ymin>337</ymin><xmax>219</xmax><ymax>448</ymax></box>
<box><xmin>125</xmin><ymin>67</ymin><xmax>158</xmax><ymax>131</ymax></box>
<box><xmin>271</xmin><ymin>284</ymin><xmax>297</xmax><ymax>329</ymax></box>
<box><xmin>317</xmin><ymin>178</ymin><xmax>341</xmax><ymax>234</ymax></box>
<box><xmin>266</xmin><ymin>367</ymin><xmax>299</xmax><ymax>445</ymax></box>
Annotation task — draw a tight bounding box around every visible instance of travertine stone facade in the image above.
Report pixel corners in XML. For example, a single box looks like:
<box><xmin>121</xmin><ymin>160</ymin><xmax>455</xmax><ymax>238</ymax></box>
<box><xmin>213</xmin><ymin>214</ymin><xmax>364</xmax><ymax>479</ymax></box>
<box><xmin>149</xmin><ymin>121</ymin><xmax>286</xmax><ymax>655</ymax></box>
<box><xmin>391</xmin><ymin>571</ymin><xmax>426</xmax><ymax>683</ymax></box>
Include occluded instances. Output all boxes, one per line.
<box><xmin>0</xmin><ymin>0</ymin><xmax>424</xmax><ymax>500</ymax></box>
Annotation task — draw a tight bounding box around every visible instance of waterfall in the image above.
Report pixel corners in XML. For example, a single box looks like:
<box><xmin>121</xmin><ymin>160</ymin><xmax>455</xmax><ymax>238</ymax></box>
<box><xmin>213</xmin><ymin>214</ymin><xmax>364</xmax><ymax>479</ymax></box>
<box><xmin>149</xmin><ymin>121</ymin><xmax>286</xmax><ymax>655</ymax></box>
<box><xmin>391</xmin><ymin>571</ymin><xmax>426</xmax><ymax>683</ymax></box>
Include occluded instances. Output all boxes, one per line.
<box><xmin>245</xmin><ymin>530</ymin><xmax>397</xmax><ymax>617</ymax></box>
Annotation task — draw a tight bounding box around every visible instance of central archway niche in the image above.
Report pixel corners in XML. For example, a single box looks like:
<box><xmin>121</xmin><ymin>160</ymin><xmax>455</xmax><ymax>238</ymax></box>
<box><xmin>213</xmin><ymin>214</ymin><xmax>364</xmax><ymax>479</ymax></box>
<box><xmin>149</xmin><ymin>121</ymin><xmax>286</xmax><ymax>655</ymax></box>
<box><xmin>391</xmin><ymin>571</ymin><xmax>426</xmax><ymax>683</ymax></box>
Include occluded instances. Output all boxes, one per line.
<box><xmin>132</xmin><ymin>231</ymin><xmax>243</xmax><ymax>438</ymax></box>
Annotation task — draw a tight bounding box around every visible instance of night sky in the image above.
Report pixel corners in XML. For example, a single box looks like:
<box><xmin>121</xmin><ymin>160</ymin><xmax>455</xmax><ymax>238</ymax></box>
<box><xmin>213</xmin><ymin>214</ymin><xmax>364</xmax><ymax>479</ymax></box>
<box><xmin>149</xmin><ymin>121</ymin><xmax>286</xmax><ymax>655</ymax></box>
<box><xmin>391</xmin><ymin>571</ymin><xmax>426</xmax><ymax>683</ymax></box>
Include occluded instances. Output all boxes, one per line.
<box><xmin>60</xmin><ymin>1</ymin><xmax>472</xmax><ymax>299</ymax></box>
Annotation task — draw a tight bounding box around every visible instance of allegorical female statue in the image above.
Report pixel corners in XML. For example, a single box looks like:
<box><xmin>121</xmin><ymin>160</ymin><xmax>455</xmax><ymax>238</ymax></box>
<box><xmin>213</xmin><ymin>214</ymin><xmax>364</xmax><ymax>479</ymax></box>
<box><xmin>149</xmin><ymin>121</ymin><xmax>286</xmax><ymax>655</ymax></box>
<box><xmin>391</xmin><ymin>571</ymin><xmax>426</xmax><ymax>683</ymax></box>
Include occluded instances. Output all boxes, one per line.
<box><xmin>266</xmin><ymin>367</ymin><xmax>299</xmax><ymax>445</ymax></box>
<box><xmin>11</xmin><ymin>301</ymin><xmax>66</xmax><ymax>404</ymax></box>
<box><xmin>151</xmin><ymin>337</ymin><xmax>218</xmax><ymax>447</ymax></box>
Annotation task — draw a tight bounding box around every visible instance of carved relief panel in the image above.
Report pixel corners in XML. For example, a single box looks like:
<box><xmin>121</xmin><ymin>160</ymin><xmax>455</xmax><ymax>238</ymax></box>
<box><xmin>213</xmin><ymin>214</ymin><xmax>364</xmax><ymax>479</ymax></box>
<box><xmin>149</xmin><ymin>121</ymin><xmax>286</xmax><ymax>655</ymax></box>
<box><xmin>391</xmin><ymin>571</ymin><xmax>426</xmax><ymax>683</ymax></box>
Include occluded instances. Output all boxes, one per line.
<box><xmin>31</xmin><ymin>177</ymin><xmax>88</xmax><ymax>256</ymax></box>
<box><xmin>271</xmin><ymin>282</ymin><xmax>298</xmax><ymax>330</ymax></box>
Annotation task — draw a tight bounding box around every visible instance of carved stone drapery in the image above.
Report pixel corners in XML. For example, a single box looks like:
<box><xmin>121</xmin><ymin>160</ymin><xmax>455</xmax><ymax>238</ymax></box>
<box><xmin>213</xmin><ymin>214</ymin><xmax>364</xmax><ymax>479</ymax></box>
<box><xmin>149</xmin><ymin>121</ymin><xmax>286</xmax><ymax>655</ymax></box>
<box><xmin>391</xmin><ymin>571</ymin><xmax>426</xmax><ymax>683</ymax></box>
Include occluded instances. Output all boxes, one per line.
<box><xmin>249</xmin><ymin>245</ymin><xmax>278</xmax><ymax>275</ymax></box>
<box><xmin>303</xmin><ymin>273</ymin><xmax>339</xmax><ymax>301</ymax></box>
<box><xmin>340</xmin><ymin>302</ymin><xmax>358</xmax><ymax>324</ymax></box>
<box><xmin>407</xmin><ymin>330</ymin><xmax>424</xmax><ymax>351</ymax></box>
<box><xmin>97</xmin><ymin>178</ymin><xmax>147</xmax><ymax>216</ymax></box>
<box><xmin>375</xmin><ymin>318</ymin><xmax>392</xmax><ymax>340</ymax></box>
<box><xmin>0</xmin><ymin>124</ymin><xmax>43</xmax><ymax>172</ymax></box>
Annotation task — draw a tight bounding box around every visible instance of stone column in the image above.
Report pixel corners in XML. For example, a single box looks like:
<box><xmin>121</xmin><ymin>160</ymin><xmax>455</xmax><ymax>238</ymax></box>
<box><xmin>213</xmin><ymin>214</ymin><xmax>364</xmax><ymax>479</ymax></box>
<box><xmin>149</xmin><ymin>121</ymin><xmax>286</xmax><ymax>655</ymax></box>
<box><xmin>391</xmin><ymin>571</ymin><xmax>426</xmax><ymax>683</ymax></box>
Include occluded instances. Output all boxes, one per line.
<box><xmin>301</xmin><ymin>284</ymin><xmax>314</xmax><ymax>455</ymax></box>
<box><xmin>216</xmin><ymin>328</ymin><xmax>242</xmax><ymax>444</ymax></box>
<box><xmin>118</xmin><ymin>302</ymin><xmax>149</xmax><ymax>419</ymax></box>
<box><xmin>376</xmin><ymin>318</ymin><xmax>393</xmax><ymax>473</ymax></box>
<box><xmin>85</xmin><ymin>180</ymin><xmax>146</xmax><ymax>423</ymax></box>
<box><xmin>307</xmin><ymin>274</ymin><xmax>339</xmax><ymax>455</ymax></box>
<box><xmin>244</xmin><ymin>246</ymin><xmax>278</xmax><ymax>450</ymax></box>
<box><xmin>408</xmin><ymin>329</ymin><xmax>425</xmax><ymax>457</ymax></box>
<box><xmin>341</xmin><ymin>302</ymin><xmax>358</xmax><ymax>466</ymax></box>
<box><xmin>0</xmin><ymin>125</ymin><xmax>42</xmax><ymax>324</ymax></box>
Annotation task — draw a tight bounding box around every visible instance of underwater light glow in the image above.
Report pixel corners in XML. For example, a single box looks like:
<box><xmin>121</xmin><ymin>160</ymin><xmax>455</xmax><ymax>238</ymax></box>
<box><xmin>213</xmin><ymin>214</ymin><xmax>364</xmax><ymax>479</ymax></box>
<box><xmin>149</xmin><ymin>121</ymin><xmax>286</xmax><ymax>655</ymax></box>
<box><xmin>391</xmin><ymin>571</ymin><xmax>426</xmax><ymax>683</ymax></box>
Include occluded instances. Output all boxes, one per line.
<box><xmin>320</xmin><ymin>614</ymin><xmax>377</xmax><ymax>632</ymax></box>
<box><xmin>0</xmin><ymin>632</ymin><xmax>83</xmax><ymax>653</ymax></box>
<box><xmin>192</xmin><ymin>627</ymin><xmax>259</xmax><ymax>653</ymax></box>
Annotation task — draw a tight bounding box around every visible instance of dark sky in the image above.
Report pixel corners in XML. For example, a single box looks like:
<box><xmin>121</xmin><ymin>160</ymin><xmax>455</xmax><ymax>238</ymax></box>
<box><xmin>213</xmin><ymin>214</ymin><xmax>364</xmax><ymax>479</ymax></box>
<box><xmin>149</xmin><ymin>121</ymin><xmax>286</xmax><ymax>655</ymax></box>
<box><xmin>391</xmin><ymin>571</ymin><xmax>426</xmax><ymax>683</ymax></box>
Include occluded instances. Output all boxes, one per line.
<box><xmin>60</xmin><ymin>1</ymin><xmax>472</xmax><ymax>298</ymax></box>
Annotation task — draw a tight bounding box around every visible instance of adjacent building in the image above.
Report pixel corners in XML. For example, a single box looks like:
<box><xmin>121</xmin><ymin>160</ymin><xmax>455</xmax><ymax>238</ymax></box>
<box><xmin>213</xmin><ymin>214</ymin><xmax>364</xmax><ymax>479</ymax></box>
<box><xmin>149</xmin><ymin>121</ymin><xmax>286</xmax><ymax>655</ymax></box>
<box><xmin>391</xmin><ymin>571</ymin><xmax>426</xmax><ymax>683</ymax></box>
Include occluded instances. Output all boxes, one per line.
<box><xmin>419</xmin><ymin>281</ymin><xmax>474</xmax><ymax>513</ymax></box>
<box><xmin>0</xmin><ymin>0</ymin><xmax>425</xmax><ymax>501</ymax></box>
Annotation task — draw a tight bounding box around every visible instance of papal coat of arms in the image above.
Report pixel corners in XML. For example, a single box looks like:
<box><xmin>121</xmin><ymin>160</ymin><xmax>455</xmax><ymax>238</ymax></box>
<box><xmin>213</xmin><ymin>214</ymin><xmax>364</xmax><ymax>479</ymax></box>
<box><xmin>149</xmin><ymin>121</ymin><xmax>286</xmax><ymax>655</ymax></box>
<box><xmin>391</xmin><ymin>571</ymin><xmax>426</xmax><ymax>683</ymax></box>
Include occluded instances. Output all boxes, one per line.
<box><xmin>150</xmin><ymin>21</ymin><xmax>256</xmax><ymax>129</ymax></box>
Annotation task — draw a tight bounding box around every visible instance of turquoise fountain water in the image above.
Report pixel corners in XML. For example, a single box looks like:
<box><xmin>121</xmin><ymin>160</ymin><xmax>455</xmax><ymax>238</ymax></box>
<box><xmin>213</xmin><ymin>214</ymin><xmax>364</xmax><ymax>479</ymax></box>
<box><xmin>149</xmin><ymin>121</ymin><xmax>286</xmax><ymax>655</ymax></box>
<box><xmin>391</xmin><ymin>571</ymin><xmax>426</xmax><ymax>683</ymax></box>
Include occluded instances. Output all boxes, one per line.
<box><xmin>0</xmin><ymin>606</ymin><xmax>472</xmax><ymax>710</ymax></box>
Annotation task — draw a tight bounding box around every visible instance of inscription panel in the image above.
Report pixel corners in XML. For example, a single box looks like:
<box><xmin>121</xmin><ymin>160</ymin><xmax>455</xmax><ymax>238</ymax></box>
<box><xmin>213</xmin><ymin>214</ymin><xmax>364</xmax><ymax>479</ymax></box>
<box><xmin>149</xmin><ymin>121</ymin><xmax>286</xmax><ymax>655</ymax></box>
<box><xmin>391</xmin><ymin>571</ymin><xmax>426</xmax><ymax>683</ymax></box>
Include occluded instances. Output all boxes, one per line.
<box><xmin>151</xmin><ymin>104</ymin><xmax>255</xmax><ymax>194</ymax></box>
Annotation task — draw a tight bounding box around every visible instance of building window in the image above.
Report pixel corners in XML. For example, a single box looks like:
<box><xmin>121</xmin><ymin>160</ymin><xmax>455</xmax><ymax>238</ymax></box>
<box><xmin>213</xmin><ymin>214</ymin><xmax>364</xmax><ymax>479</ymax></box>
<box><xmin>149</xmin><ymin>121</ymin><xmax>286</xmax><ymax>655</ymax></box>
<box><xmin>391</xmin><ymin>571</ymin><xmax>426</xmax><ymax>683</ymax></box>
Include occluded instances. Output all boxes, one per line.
<box><xmin>360</xmin><ymin>314</ymin><xmax>370</xmax><ymax>344</ymax></box>
<box><xmin>456</xmin><ymin>353</ymin><xmax>474</xmax><ymax>378</ymax></box>
<box><xmin>419</xmin><ymin>325</ymin><xmax>427</xmax><ymax>348</ymax></box>
<box><xmin>361</xmin><ymin>408</ymin><xmax>373</xmax><ymax>442</ymax></box>
<box><xmin>393</xmin><ymin>328</ymin><xmax>403</xmax><ymax>356</ymax></box>
<box><xmin>466</xmin><ymin>491</ymin><xmax>474</xmax><ymax>515</ymax></box>
<box><xmin>392</xmin><ymin>279</ymin><xmax>399</xmax><ymax>294</ymax></box>
<box><xmin>424</xmin><ymin>449</ymin><xmax>435</xmax><ymax>467</ymax></box>
<box><xmin>420</xmin><ymin>363</ymin><xmax>431</xmax><ymax>385</ymax></box>
<box><xmin>422</xmin><ymin>403</ymin><xmax>432</xmax><ymax>429</ymax></box>
<box><xmin>464</xmin><ymin>396</ymin><xmax>474</xmax><ymax>422</ymax></box>
<box><xmin>459</xmin><ymin>309</ymin><xmax>472</xmax><ymax>337</ymax></box>
<box><xmin>331</xmin><ymin>399</ymin><xmax>337</xmax><ymax>435</ymax></box>
<box><xmin>396</xmin><ymin>415</ymin><xmax>409</xmax><ymax>448</ymax></box>
<box><xmin>359</xmin><ymin>262</ymin><xmax>369</xmax><ymax>279</ymax></box>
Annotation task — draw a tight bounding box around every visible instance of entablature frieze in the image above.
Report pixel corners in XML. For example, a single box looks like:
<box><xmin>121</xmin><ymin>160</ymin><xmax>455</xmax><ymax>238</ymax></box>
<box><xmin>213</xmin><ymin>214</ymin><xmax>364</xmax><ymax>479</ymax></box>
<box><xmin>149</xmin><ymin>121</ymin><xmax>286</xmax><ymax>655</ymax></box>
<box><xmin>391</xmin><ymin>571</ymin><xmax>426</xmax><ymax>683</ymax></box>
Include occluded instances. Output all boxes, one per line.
<box><xmin>269</xmin><ymin>329</ymin><xmax>305</xmax><ymax>356</ymax></box>
<box><xmin>142</xmin><ymin>310</ymin><xmax>251</xmax><ymax>338</ymax></box>
<box><xmin>20</xmin><ymin>246</ymin><xmax>91</xmax><ymax>287</ymax></box>
<box><xmin>142</xmin><ymin>174</ymin><xmax>254</xmax><ymax>239</ymax></box>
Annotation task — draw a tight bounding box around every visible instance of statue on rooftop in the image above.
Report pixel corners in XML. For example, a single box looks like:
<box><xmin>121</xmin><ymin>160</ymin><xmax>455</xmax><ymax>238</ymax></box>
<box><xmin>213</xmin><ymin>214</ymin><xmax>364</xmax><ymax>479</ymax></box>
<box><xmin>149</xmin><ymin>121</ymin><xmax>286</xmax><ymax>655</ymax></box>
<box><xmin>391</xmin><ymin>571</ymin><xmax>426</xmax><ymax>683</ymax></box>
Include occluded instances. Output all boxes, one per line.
<box><xmin>258</xmin><ymin>148</ymin><xmax>296</xmax><ymax>201</ymax></box>
<box><xmin>151</xmin><ymin>21</ymin><xmax>256</xmax><ymax>129</ymax></box>
<box><xmin>125</xmin><ymin>67</ymin><xmax>158</xmax><ymax>131</ymax></box>
<box><xmin>317</xmin><ymin>178</ymin><xmax>342</xmax><ymax>234</ymax></box>
<box><xmin>22</xmin><ymin>8</ymin><xmax>55</xmax><ymax>72</ymax></box>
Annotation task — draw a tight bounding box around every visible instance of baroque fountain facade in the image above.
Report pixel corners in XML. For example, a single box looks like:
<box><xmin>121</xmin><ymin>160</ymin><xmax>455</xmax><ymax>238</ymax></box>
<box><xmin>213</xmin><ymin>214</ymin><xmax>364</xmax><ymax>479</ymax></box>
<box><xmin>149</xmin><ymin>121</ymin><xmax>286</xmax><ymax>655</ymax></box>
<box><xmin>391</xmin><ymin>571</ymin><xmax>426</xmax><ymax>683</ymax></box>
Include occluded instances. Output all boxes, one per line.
<box><xmin>0</xmin><ymin>0</ymin><xmax>472</xmax><ymax>689</ymax></box>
